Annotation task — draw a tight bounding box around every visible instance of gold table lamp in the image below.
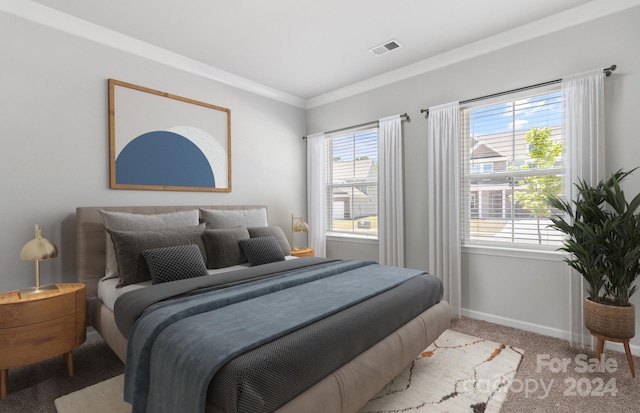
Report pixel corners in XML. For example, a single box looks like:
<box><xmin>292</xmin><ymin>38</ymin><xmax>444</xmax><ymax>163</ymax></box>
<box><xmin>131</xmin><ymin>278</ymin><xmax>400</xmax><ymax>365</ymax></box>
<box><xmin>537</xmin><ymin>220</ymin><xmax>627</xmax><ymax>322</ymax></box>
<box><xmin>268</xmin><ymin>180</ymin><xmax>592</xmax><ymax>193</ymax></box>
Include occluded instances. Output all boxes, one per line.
<box><xmin>291</xmin><ymin>214</ymin><xmax>309</xmax><ymax>250</ymax></box>
<box><xmin>19</xmin><ymin>224</ymin><xmax>59</xmax><ymax>296</ymax></box>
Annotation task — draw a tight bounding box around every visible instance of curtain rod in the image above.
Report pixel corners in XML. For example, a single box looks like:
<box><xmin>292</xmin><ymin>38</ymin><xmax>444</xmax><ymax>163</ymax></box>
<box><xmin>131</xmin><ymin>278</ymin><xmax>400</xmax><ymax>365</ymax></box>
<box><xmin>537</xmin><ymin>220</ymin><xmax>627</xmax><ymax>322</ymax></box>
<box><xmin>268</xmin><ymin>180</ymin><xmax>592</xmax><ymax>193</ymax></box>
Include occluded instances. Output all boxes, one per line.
<box><xmin>302</xmin><ymin>113</ymin><xmax>409</xmax><ymax>139</ymax></box>
<box><xmin>420</xmin><ymin>65</ymin><xmax>617</xmax><ymax>117</ymax></box>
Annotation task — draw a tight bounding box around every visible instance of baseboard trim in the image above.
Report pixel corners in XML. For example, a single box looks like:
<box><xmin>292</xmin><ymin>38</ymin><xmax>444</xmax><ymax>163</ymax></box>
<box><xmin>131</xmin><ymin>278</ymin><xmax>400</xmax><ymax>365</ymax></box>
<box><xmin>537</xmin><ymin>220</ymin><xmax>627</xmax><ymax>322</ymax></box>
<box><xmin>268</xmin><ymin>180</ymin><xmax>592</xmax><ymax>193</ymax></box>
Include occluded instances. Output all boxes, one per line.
<box><xmin>461</xmin><ymin>308</ymin><xmax>640</xmax><ymax>357</ymax></box>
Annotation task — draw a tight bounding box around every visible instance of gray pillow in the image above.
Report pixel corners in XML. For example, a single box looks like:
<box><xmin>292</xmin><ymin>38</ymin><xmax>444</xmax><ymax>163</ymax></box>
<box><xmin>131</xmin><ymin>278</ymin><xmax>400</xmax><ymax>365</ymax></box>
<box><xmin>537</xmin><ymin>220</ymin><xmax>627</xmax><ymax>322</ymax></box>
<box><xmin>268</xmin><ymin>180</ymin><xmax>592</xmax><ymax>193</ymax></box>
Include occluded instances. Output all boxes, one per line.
<box><xmin>200</xmin><ymin>208</ymin><xmax>267</xmax><ymax>229</ymax></box>
<box><xmin>108</xmin><ymin>224</ymin><xmax>206</xmax><ymax>288</ymax></box>
<box><xmin>247</xmin><ymin>226</ymin><xmax>291</xmax><ymax>255</ymax></box>
<box><xmin>238</xmin><ymin>236</ymin><xmax>286</xmax><ymax>266</ymax></box>
<box><xmin>99</xmin><ymin>209</ymin><xmax>199</xmax><ymax>280</ymax></box>
<box><xmin>203</xmin><ymin>226</ymin><xmax>250</xmax><ymax>269</ymax></box>
<box><xmin>142</xmin><ymin>244</ymin><xmax>209</xmax><ymax>284</ymax></box>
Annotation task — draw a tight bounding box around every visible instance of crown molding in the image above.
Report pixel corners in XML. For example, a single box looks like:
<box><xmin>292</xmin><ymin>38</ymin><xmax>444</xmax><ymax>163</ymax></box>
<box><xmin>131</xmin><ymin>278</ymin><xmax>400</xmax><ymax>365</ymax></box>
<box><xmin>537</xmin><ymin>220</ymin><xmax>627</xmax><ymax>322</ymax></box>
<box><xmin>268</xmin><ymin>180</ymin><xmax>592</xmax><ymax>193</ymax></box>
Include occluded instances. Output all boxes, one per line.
<box><xmin>3</xmin><ymin>0</ymin><xmax>639</xmax><ymax>110</ymax></box>
<box><xmin>305</xmin><ymin>0</ymin><xmax>640</xmax><ymax>108</ymax></box>
<box><xmin>0</xmin><ymin>0</ymin><xmax>307</xmax><ymax>108</ymax></box>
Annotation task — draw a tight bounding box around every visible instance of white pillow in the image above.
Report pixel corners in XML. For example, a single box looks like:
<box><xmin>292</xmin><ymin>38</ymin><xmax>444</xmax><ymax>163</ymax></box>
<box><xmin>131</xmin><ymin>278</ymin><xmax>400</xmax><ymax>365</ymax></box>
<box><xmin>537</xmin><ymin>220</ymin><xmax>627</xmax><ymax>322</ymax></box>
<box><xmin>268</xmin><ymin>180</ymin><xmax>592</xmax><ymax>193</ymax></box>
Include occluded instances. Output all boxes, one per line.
<box><xmin>99</xmin><ymin>209</ymin><xmax>199</xmax><ymax>279</ymax></box>
<box><xmin>200</xmin><ymin>208</ymin><xmax>267</xmax><ymax>229</ymax></box>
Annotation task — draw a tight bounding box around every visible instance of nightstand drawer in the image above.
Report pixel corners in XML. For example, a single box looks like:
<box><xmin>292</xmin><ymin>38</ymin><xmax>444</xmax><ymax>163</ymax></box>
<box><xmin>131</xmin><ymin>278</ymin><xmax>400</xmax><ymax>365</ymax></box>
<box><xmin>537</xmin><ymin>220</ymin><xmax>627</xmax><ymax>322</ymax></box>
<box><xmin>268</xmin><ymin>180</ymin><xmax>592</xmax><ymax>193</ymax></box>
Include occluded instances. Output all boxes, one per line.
<box><xmin>0</xmin><ymin>314</ymin><xmax>77</xmax><ymax>370</ymax></box>
<box><xmin>0</xmin><ymin>293</ymin><xmax>75</xmax><ymax>329</ymax></box>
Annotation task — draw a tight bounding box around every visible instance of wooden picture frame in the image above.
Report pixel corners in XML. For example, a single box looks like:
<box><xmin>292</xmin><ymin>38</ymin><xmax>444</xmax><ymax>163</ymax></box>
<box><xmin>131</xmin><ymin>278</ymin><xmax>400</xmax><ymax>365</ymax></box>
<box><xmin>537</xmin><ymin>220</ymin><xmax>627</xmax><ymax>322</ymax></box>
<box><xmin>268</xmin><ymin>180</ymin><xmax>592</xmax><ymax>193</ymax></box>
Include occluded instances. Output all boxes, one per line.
<box><xmin>108</xmin><ymin>79</ymin><xmax>231</xmax><ymax>192</ymax></box>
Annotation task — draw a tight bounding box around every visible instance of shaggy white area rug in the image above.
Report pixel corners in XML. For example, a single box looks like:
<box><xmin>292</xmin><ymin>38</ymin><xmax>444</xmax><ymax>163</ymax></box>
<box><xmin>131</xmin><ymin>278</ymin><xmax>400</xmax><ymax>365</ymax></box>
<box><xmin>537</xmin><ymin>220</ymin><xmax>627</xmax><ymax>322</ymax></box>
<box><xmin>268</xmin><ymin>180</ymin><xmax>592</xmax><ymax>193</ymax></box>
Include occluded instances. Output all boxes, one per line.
<box><xmin>358</xmin><ymin>330</ymin><xmax>523</xmax><ymax>413</ymax></box>
<box><xmin>55</xmin><ymin>330</ymin><xmax>522</xmax><ymax>413</ymax></box>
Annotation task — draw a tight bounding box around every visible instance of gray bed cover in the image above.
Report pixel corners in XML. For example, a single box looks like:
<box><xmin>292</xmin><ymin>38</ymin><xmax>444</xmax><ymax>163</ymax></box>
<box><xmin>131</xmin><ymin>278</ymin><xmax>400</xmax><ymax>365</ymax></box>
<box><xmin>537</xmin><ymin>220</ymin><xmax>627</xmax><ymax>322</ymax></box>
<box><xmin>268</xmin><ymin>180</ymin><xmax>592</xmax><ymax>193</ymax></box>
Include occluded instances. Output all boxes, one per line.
<box><xmin>115</xmin><ymin>258</ymin><xmax>443</xmax><ymax>413</ymax></box>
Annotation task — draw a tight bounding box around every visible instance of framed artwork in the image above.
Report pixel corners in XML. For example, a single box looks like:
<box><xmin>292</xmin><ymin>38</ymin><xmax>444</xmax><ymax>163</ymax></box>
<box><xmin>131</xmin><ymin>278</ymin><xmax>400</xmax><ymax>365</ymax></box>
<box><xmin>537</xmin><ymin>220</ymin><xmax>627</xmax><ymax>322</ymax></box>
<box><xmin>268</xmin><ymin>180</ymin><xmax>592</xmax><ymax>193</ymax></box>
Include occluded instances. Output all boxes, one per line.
<box><xmin>108</xmin><ymin>79</ymin><xmax>231</xmax><ymax>192</ymax></box>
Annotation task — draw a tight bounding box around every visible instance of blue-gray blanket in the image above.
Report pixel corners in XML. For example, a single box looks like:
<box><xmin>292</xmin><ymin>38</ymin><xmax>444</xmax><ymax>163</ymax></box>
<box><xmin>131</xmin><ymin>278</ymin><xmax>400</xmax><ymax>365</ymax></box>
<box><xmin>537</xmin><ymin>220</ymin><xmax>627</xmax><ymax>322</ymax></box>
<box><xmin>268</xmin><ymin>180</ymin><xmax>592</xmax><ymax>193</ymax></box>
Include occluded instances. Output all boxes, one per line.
<box><xmin>124</xmin><ymin>260</ymin><xmax>425</xmax><ymax>413</ymax></box>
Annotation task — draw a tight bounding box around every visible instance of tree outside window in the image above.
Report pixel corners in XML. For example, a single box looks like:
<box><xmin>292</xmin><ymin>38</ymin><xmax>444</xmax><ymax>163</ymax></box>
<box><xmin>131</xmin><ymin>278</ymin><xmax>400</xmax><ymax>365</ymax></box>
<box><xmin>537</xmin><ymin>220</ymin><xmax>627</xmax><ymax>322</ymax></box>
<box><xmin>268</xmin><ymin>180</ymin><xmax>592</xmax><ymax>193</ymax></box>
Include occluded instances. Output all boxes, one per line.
<box><xmin>511</xmin><ymin>126</ymin><xmax>563</xmax><ymax>244</ymax></box>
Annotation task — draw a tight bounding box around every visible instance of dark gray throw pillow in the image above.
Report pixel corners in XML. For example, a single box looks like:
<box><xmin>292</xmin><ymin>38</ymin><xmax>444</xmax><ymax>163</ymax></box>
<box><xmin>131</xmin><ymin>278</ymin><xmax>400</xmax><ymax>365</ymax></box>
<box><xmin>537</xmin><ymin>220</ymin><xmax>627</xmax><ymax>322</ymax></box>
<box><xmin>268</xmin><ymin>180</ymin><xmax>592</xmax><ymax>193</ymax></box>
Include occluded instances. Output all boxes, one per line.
<box><xmin>108</xmin><ymin>224</ymin><xmax>206</xmax><ymax>288</ymax></box>
<box><xmin>203</xmin><ymin>226</ymin><xmax>250</xmax><ymax>269</ymax></box>
<box><xmin>200</xmin><ymin>208</ymin><xmax>267</xmax><ymax>229</ymax></box>
<box><xmin>238</xmin><ymin>236</ymin><xmax>286</xmax><ymax>266</ymax></box>
<box><xmin>247</xmin><ymin>226</ymin><xmax>291</xmax><ymax>255</ymax></box>
<box><xmin>142</xmin><ymin>244</ymin><xmax>209</xmax><ymax>284</ymax></box>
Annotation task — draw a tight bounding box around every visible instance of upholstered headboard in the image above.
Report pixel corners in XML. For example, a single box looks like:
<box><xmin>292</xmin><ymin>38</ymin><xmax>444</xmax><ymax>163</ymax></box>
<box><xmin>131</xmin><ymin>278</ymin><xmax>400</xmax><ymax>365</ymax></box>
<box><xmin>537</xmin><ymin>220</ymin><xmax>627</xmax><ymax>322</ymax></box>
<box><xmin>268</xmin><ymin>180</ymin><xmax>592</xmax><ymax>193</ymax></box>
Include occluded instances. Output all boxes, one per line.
<box><xmin>75</xmin><ymin>205</ymin><xmax>267</xmax><ymax>299</ymax></box>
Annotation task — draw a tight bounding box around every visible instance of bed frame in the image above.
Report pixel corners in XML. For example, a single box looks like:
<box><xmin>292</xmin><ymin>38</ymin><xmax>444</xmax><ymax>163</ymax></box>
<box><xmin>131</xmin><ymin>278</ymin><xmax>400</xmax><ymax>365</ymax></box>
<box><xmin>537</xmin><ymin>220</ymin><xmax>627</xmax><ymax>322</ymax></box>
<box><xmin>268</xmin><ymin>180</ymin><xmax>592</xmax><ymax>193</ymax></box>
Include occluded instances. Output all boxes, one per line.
<box><xmin>76</xmin><ymin>205</ymin><xmax>451</xmax><ymax>413</ymax></box>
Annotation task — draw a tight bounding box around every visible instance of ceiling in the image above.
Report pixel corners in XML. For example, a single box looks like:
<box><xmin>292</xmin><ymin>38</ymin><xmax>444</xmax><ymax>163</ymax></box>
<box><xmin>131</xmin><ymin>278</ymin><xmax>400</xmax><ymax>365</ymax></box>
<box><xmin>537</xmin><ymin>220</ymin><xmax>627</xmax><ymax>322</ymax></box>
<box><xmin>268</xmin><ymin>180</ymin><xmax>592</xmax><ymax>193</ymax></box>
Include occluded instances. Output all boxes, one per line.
<box><xmin>9</xmin><ymin>1</ymin><xmax>637</xmax><ymax>106</ymax></box>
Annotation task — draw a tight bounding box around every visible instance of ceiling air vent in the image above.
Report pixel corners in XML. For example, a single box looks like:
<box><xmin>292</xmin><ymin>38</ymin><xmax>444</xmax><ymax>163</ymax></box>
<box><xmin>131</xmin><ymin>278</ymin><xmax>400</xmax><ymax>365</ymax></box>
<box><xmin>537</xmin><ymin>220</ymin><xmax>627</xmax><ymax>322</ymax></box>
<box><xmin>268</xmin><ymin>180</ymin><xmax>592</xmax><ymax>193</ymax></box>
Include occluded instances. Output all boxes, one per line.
<box><xmin>369</xmin><ymin>39</ymin><xmax>403</xmax><ymax>56</ymax></box>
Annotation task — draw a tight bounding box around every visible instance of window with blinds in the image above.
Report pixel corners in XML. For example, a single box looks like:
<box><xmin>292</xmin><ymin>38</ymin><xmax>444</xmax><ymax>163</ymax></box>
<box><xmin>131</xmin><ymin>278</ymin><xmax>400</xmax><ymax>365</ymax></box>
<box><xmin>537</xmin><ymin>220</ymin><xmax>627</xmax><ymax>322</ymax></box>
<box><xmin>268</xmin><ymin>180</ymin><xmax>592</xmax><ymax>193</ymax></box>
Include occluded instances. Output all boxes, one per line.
<box><xmin>325</xmin><ymin>128</ymin><xmax>378</xmax><ymax>238</ymax></box>
<box><xmin>461</xmin><ymin>90</ymin><xmax>565</xmax><ymax>248</ymax></box>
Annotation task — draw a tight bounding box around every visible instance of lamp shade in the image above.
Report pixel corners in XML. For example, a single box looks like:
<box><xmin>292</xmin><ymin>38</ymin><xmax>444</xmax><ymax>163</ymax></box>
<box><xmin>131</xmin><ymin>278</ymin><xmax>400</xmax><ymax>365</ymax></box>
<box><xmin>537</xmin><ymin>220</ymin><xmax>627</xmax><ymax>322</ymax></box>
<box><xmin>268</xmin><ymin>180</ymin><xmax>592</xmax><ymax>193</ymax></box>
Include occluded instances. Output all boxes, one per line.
<box><xmin>291</xmin><ymin>214</ymin><xmax>310</xmax><ymax>249</ymax></box>
<box><xmin>19</xmin><ymin>225</ymin><xmax>60</xmax><ymax>296</ymax></box>
<box><xmin>293</xmin><ymin>220</ymin><xmax>309</xmax><ymax>233</ymax></box>
<box><xmin>20</xmin><ymin>225</ymin><xmax>58</xmax><ymax>261</ymax></box>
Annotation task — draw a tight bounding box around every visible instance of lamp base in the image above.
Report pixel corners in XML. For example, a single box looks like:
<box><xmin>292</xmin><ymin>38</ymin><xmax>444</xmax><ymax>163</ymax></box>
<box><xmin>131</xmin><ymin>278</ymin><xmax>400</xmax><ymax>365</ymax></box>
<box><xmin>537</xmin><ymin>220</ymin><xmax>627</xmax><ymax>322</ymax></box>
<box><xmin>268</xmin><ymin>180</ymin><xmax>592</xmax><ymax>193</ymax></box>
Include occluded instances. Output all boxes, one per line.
<box><xmin>19</xmin><ymin>284</ymin><xmax>59</xmax><ymax>298</ymax></box>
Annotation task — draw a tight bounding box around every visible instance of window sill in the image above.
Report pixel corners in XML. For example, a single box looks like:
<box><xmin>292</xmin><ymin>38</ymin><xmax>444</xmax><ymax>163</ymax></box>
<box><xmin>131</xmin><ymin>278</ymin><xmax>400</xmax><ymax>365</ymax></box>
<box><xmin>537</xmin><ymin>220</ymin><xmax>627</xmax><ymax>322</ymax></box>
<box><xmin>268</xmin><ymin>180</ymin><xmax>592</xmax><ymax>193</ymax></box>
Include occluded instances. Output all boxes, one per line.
<box><xmin>462</xmin><ymin>243</ymin><xmax>564</xmax><ymax>262</ymax></box>
<box><xmin>326</xmin><ymin>233</ymin><xmax>378</xmax><ymax>245</ymax></box>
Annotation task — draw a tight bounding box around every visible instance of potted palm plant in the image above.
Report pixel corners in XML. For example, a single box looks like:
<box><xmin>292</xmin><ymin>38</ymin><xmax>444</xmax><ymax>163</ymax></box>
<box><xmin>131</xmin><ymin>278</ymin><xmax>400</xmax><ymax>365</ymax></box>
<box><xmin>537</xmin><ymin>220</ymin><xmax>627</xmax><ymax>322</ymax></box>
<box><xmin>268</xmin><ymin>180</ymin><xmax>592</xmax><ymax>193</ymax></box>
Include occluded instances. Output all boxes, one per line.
<box><xmin>547</xmin><ymin>168</ymin><xmax>640</xmax><ymax>340</ymax></box>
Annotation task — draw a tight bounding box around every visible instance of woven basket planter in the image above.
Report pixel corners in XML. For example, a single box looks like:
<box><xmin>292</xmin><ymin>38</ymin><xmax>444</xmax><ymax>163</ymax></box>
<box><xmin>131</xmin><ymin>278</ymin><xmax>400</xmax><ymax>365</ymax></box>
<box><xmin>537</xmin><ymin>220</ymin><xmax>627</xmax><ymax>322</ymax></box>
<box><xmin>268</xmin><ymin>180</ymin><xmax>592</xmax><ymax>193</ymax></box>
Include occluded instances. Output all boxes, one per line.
<box><xmin>584</xmin><ymin>297</ymin><xmax>635</xmax><ymax>339</ymax></box>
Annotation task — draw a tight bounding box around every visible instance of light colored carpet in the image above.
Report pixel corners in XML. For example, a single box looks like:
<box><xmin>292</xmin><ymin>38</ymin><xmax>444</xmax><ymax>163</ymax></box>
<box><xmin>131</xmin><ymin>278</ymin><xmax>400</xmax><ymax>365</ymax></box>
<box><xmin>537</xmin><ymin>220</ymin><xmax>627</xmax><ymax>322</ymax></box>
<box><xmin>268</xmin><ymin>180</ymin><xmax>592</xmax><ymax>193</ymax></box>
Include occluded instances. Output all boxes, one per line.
<box><xmin>54</xmin><ymin>374</ymin><xmax>129</xmax><ymax>413</ymax></box>
<box><xmin>358</xmin><ymin>330</ymin><xmax>523</xmax><ymax>413</ymax></box>
<box><xmin>54</xmin><ymin>330</ymin><xmax>522</xmax><ymax>413</ymax></box>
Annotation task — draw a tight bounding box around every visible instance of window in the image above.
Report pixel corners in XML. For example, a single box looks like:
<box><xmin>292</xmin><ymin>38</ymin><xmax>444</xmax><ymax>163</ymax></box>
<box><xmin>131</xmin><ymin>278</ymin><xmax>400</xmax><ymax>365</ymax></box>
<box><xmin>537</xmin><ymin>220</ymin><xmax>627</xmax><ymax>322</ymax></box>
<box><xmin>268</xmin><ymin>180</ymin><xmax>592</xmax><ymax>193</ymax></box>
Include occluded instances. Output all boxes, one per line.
<box><xmin>461</xmin><ymin>90</ymin><xmax>565</xmax><ymax>248</ymax></box>
<box><xmin>325</xmin><ymin>128</ymin><xmax>378</xmax><ymax>238</ymax></box>
<box><xmin>470</xmin><ymin>163</ymin><xmax>493</xmax><ymax>175</ymax></box>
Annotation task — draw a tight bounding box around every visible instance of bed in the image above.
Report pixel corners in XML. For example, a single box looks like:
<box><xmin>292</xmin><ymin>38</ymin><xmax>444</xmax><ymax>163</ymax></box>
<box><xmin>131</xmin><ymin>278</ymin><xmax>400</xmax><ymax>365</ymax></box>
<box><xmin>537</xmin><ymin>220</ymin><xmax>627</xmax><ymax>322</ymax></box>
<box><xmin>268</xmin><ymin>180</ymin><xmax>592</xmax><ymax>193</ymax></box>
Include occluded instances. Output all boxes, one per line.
<box><xmin>76</xmin><ymin>205</ymin><xmax>451</xmax><ymax>413</ymax></box>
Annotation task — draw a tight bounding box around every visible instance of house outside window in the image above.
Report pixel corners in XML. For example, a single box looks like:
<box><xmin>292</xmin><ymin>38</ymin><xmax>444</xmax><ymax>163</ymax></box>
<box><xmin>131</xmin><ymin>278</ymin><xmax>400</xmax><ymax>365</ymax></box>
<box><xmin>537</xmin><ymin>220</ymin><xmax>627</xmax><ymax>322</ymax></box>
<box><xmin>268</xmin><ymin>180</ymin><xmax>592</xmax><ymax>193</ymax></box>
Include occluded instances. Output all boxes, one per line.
<box><xmin>461</xmin><ymin>90</ymin><xmax>565</xmax><ymax>248</ymax></box>
<box><xmin>325</xmin><ymin>128</ymin><xmax>378</xmax><ymax>238</ymax></box>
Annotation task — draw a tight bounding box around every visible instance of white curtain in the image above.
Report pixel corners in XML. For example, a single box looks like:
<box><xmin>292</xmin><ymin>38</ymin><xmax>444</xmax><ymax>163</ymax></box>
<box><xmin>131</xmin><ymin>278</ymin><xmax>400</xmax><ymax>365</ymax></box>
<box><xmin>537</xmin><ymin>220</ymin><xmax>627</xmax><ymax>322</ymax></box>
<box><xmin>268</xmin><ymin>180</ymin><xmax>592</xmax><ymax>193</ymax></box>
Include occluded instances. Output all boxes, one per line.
<box><xmin>378</xmin><ymin>115</ymin><xmax>404</xmax><ymax>267</ymax></box>
<box><xmin>427</xmin><ymin>102</ymin><xmax>462</xmax><ymax>316</ymax></box>
<box><xmin>562</xmin><ymin>68</ymin><xmax>605</xmax><ymax>347</ymax></box>
<box><xmin>306</xmin><ymin>132</ymin><xmax>327</xmax><ymax>257</ymax></box>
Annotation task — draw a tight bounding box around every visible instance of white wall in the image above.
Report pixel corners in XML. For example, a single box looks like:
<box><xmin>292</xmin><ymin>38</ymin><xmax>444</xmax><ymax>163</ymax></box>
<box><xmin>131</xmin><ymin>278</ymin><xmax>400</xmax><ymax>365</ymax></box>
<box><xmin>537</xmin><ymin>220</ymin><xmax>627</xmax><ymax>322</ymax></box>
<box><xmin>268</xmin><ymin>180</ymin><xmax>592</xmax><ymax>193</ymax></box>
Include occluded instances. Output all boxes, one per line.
<box><xmin>0</xmin><ymin>12</ymin><xmax>306</xmax><ymax>292</ymax></box>
<box><xmin>307</xmin><ymin>7</ymin><xmax>640</xmax><ymax>353</ymax></box>
<box><xmin>3</xmin><ymin>4</ymin><xmax>640</xmax><ymax>356</ymax></box>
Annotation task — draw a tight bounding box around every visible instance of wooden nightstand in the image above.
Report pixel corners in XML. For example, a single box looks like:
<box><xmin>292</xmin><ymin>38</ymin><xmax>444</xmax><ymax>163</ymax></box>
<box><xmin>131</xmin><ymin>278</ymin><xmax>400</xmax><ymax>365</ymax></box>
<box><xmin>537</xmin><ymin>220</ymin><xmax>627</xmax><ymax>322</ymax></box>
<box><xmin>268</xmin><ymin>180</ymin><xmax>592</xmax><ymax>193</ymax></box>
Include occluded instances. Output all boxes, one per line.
<box><xmin>291</xmin><ymin>247</ymin><xmax>314</xmax><ymax>258</ymax></box>
<box><xmin>0</xmin><ymin>283</ymin><xmax>86</xmax><ymax>399</ymax></box>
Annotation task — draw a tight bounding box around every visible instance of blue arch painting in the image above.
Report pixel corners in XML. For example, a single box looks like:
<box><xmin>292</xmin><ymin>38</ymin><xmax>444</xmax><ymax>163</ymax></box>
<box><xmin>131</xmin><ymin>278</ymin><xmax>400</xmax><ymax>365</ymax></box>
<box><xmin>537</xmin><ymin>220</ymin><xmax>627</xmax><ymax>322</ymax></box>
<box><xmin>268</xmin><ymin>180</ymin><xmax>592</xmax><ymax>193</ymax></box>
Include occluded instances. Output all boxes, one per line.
<box><xmin>116</xmin><ymin>131</ymin><xmax>215</xmax><ymax>187</ymax></box>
